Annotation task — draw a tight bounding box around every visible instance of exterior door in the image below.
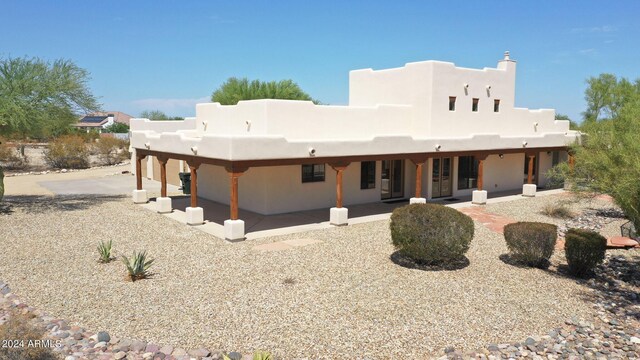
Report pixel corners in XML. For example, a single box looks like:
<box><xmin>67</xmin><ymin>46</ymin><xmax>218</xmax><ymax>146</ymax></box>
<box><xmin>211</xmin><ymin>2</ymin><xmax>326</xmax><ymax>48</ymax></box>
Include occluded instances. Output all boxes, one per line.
<box><xmin>381</xmin><ymin>160</ymin><xmax>404</xmax><ymax>199</ymax></box>
<box><xmin>432</xmin><ymin>157</ymin><xmax>453</xmax><ymax>198</ymax></box>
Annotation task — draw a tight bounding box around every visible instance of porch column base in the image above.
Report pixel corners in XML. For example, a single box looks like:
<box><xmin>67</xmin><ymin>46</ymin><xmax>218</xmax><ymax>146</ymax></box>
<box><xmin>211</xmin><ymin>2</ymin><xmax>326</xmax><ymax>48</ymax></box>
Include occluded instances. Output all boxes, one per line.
<box><xmin>472</xmin><ymin>190</ymin><xmax>487</xmax><ymax>205</ymax></box>
<box><xmin>132</xmin><ymin>190</ymin><xmax>148</xmax><ymax>204</ymax></box>
<box><xmin>224</xmin><ymin>219</ymin><xmax>245</xmax><ymax>241</ymax></box>
<box><xmin>330</xmin><ymin>207</ymin><xmax>349</xmax><ymax>226</ymax></box>
<box><xmin>156</xmin><ymin>197</ymin><xmax>172</xmax><ymax>214</ymax></box>
<box><xmin>185</xmin><ymin>207</ymin><xmax>204</xmax><ymax>225</ymax></box>
<box><xmin>523</xmin><ymin>184</ymin><xmax>537</xmax><ymax>197</ymax></box>
<box><xmin>409</xmin><ymin>197</ymin><xmax>427</xmax><ymax>204</ymax></box>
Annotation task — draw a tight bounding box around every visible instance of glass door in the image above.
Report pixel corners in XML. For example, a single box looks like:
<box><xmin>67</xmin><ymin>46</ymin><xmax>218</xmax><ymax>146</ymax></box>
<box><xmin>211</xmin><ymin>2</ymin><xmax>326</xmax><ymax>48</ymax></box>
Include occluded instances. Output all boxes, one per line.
<box><xmin>432</xmin><ymin>157</ymin><xmax>452</xmax><ymax>198</ymax></box>
<box><xmin>381</xmin><ymin>160</ymin><xmax>404</xmax><ymax>200</ymax></box>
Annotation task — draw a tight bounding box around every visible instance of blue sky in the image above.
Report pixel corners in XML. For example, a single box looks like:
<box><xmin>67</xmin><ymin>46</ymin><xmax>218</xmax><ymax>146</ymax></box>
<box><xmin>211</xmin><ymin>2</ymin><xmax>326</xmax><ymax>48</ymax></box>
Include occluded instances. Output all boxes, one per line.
<box><xmin>2</xmin><ymin>1</ymin><xmax>638</xmax><ymax>122</ymax></box>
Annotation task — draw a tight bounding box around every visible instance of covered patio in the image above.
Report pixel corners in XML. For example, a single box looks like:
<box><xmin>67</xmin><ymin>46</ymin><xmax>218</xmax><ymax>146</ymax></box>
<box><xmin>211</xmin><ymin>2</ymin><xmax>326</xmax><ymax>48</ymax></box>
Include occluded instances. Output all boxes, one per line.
<box><xmin>132</xmin><ymin>147</ymin><xmax>574</xmax><ymax>241</ymax></box>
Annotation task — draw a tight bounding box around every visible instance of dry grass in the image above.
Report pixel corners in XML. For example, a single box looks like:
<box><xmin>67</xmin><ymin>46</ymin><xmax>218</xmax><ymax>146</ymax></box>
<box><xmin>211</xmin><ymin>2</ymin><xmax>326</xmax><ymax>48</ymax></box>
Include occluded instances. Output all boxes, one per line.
<box><xmin>541</xmin><ymin>202</ymin><xmax>575</xmax><ymax>219</ymax></box>
<box><xmin>0</xmin><ymin>310</ymin><xmax>58</xmax><ymax>360</ymax></box>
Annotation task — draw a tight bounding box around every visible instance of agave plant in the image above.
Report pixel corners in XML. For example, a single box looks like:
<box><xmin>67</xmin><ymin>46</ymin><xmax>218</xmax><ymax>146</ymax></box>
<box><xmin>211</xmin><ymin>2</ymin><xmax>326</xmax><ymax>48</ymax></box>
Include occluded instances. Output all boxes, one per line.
<box><xmin>253</xmin><ymin>351</ymin><xmax>272</xmax><ymax>360</ymax></box>
<box><xmin>121</xmin><ymin>251</ymin><xmax>154</xmax><ymax>281</ymax></box>
<box><xmin>97</xmin><ymin>240</ymin><xmax>113</xmax><ymax>263</ymax></box>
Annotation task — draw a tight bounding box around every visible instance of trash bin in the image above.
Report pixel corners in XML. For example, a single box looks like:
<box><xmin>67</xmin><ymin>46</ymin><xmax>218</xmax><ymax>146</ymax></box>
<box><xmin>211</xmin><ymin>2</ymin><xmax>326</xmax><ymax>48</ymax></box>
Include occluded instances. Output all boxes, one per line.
<box><xmin>179</xmin><ymin>172</ymin><xmax>191</xmax><ymax>194</ymax></box>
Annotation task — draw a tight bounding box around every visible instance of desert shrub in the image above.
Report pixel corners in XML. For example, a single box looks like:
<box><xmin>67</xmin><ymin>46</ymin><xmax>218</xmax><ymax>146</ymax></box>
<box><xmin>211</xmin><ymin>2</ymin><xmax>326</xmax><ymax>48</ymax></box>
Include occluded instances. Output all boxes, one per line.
<box><xmin>541</xmin><ymin>203</ymin><xmax>574</xmax><ymax>219</ymax></box>
<box><xmin>0</xmin><ymin>310</ymin><xmax>57</xmax><ymax>360</ymax></box>
<box><xmin>390</xmin><ymin>203</ymin><xmax>474</xmax><ymax>265</ymax></box>
<box><xmin>504</xmin><ymin>222</ymin><xmax>557</xmax><ymax>268</ymax></box>
<box><xmin>0</xmin><ymin>138</ymin><xmax>28</xmax><ymax>170</ymax></box>
<box><xmin>564</xmin><ymin>228</ymin><xmax>607</xmax><ymax>277</ymax></box>
<box><xmin>44</xmin><ymin>135</ymin><xmax>89</xmax><ymax>169</ymax></box>
<box><xmin>97</xmin><ymin>240</ymin><xmax>113</xmax><ymax>263</ymax></box>
<box><xmin>93</xmin><ymin>137</ymin><xmax>130</xmax><ymax>165</ymax></box>
<box><xmin>122</xmin><ymin>251</ymin><xmax>154</xmax><ymax>281</ymax></box>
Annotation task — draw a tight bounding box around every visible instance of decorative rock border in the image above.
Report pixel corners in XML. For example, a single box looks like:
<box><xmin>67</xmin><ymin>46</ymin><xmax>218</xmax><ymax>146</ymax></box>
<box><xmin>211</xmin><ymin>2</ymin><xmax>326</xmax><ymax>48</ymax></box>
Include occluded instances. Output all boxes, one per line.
<box><xmin>5</xmin><ymin>162</ymin><xmax>131</xmax><ymax>177</ymax></box>
<box><xmin>0</xmin><ymin>281</ymin><xmax>251</xmax><ymax>360</ymax></box>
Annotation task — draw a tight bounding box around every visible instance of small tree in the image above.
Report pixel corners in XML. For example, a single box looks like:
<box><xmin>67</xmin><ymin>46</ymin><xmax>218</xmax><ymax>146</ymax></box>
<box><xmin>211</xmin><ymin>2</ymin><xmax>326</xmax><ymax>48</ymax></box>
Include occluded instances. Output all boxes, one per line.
<box><xmin>139</xmin><ymin>110</ymin><xmax>183</xmax><ymax>120</ymax></box>
<box><xmin>104</xmin><ymin>122</ymin><xmax>129</xmax><ymax>133</ymax></box>
<box><xmin>211</xmin><ymin>77</ymin><xmax>319</xmax><ymax>105</ymax></box>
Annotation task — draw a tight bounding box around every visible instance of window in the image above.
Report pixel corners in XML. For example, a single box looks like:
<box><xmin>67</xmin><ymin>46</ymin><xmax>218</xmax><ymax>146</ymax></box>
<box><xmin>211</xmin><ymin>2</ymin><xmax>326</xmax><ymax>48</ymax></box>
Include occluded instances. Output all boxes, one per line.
<box><xmin>449</xmin><ymin>96</ymin><xmax>456</xmax><ymax>111</ymax></box>
<box><xmin>494</xmin><ymin>99</ymin><xmax>500</xmax><ymax>112</ymax></box>
<box><xmin>302</xmin><ymin>164</ymin><xmax>325</xmax><ymax>183</ymax></box>
<box><xmin>457</xmin><ymin>156</ymin><xmax>479</xmax><ymax>190</ymax></box>
<box><xmin>360</xmin><ymin>161</ymin><xmax>376</xmax><ymax>189</ymax></box>
<box><xmin>472</xmin><ymin>98</ymin><xmax>479</xmax><ymax>112</ymax></box>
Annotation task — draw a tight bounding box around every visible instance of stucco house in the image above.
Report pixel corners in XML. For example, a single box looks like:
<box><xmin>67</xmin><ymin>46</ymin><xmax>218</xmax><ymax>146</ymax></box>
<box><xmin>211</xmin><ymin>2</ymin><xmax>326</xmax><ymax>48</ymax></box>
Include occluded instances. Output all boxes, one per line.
<box><xmin>130</xmin><ymin>52</ymin><xmax>579</xmax><ymax>240</ymax></box>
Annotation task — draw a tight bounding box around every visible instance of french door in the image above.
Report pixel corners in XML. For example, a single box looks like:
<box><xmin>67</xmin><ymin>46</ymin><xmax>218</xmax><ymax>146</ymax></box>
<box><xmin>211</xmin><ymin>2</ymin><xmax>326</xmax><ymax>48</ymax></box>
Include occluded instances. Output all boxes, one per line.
<box><xmin>381</xmin><ymin>160</ymin><xmax>404</xmax><ymax>200</ymax></box>
<box><xmin>432</xmin><ymin>157</ymin><xmax>452</xmax><ymax>198</ymax></box>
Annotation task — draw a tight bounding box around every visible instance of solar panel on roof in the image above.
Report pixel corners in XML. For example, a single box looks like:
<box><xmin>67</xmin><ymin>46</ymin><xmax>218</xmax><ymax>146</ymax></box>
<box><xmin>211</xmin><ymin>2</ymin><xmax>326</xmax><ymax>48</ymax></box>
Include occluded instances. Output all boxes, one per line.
<box><xmin>80</xmin><ymin>116</ymin><xmax>108</xmax><ymax>123</ymax></box>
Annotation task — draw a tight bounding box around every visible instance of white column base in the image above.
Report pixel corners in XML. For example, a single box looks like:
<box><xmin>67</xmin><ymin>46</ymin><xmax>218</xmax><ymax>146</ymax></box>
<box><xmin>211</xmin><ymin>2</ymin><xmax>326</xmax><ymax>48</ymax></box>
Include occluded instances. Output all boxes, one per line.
<box><xmin>185</xmin><ymin>207</ymin><xmax>204</xmax><ymax>225</ymax></box>
<box><xmin>224</xmin><ymin>219</ymin><xmax>245</xmax><ymax>241</ymax></box>
<box><xmin>132</xmin><ymin>190</ymin><xmax>148</xmax><ymax>204</ymax></box>
<box><xmin>523</xmin><ymin>184</ymin><xmax>537</xmax><ymax>197</ymax></box>
<box><xmin>330</xmin><ymin>207</ymin><xmax>348</xmax><ymax>226</ymax></box>
<box><xmin>409</xmin><ymin>197</ymin><xmax>427</xmax><ymax>204</ymax></box>
<box><xmin>156</xmin><ymin>197</ymin><xmax>172</xmax><ymax>214</ymax></box>
<box><xmin>472</xmin><ymin>190</ymin><xmax>487</xmax><ymax>205</ymax></box>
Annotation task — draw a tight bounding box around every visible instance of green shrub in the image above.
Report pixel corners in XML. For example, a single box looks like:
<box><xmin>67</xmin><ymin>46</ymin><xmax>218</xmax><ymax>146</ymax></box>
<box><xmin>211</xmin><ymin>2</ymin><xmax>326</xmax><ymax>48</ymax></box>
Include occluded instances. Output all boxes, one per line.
<box><xmin>503</xmin><ymin>222</ymin><xmax>557</xmax><ymax>268</ymax></box>
<box><xmin>0</xmin><ymin>310</ymin><xmax>57</xmax><ymax>360</ymax></box>
<box><xmin>44</xmin><ymin>135</ymin><xmax>89</xmax><ymax>169</ymax></box>
<box><xmin>93</xmin><ymin>137</ymin><xmax>130</xmax><ymax>165</ymax></box>
<box><xmin>564</xmin><ymin>228</ymin><xmax>607</xmax><ymax>277</ymax></box>
<box><xmin>390</xmin><ymin>203</ymin><xmax>474</xmax><ymax>265</ymax></box>
<box><xmin>97</xmin><ymin>240</ymin><xmax>113</xmax><ymax>263</ymax></box>
<box><xmin>122</xmin><ymin>251</ymin><xmax>154</xmax><ymax>281</ymax></box>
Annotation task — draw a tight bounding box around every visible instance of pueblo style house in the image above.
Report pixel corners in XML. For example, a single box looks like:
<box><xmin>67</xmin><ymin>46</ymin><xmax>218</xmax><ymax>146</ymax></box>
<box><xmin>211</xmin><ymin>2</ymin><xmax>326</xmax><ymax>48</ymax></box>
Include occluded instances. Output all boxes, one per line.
<box><xmin>130</xmin><ymin>52</ymin><xmax>579</xmax><ymax>240</ymax></box>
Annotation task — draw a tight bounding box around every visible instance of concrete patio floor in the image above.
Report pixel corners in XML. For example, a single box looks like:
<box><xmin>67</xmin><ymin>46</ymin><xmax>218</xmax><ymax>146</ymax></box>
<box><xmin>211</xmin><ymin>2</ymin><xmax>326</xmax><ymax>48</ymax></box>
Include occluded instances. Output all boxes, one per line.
<box><xmin>141</xmin><ymin>187</ymin><xmax>567</xmax><ymax>240</ymax></box>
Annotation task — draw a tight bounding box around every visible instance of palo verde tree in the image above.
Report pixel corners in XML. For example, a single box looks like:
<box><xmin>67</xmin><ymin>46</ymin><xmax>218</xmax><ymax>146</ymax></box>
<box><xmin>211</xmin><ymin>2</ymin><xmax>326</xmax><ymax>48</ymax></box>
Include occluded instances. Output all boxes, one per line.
<box><xmin>0</xmin><ymin>56</ymin><xmax>100</xmax><ymax>139</ymax></box>
<box><xmin>211</xmin><ymin>77</ymin><xmax>319</xmax><ymax>105</ymax></box>
<box><xmin>139</xmin><ymin>110</ymin><xmax>184</xmax><ymax>120</ymax></box>
<box><xmin>566</xmin><ymin>74</ymin><xmax>640</xmax><ymax>231</ymax></box>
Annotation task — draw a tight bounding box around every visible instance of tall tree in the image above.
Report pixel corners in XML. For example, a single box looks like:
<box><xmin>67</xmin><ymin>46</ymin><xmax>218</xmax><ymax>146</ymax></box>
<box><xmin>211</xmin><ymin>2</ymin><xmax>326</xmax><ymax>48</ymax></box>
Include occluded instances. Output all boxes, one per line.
<box><xmin>0</xmin><ymin>56</ymin><xmax>100</xmax><ymax>138</ymax></box>
<box><xmin>211</xmin><ymin>77</ymin><xmax>319</xmax><ymax>105</ymax></box>
<box><xmin>555</xmin><ymin>113</ymin><xmax>579</xmax><ymax>130</ymax></box>
<box><xmin>569</xmin><ymin>84</ymin><xmax>640</xmax><ymax>231</ymax></box>
<box><xmin>583</xmin><ymin>74</ymin><xmax>640</xmax><ymax>122</ymax></box>
<box><xmin>139</xmin><ymin>110</ymin><xmax>183</xmax><ymax>120</ymax></box>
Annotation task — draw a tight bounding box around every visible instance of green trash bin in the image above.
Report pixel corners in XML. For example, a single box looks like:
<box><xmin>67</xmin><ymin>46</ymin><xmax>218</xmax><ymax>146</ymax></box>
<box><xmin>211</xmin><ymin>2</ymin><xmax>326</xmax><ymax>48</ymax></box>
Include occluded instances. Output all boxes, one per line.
<box><xmin>179</xmin><ymin>172</ymin><xmax>191</xmax><ymax>194</ymax></box>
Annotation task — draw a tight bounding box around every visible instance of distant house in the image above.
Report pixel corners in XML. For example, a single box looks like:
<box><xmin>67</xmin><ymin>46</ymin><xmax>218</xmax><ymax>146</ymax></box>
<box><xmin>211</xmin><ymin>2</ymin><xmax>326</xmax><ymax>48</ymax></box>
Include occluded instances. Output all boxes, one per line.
<box><xmin>75</xmin><ymin>111</ymin><xmax>133</xmax><ymax>132</ymax></box>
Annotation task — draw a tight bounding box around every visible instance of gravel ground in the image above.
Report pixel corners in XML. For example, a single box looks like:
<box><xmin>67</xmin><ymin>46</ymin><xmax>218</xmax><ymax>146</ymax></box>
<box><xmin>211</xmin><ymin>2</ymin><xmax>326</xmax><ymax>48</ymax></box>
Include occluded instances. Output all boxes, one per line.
<box><xmin>0</xmin><ymin>193</ymin><xmax>606</xmax><ymax>359</ymax></box>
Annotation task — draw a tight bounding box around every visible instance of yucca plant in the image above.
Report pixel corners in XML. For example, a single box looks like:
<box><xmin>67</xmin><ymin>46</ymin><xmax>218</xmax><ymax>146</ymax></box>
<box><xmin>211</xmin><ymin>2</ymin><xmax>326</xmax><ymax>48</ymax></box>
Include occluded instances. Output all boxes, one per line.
<box><xmin>97</xmin><ymin>240</ymin><xmax>113</xmax><ymax>263</ymax></box>
<box><xmin>121</xmin><ymin>251</ymin><xmax>154</xmax><ymax>281</ymax></box>
<box><xmin>253</xmin><ymin>351</ymin><xmax>272</xmax><ymax>360</ymax></box>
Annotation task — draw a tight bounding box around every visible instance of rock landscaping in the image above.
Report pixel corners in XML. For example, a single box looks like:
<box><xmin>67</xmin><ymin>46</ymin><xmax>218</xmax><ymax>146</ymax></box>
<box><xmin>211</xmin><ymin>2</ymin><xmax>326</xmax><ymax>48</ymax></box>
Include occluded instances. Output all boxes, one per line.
<box><xmin>1</xmin><ymin>190</ymin><xmax>638</xmax><ymax>359</ymax></box>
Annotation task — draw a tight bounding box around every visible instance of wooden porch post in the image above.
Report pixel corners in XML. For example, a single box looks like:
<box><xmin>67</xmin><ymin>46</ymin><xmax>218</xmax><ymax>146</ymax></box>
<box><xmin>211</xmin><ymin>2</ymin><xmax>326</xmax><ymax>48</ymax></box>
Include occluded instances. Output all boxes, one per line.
<box><xmin>410</xmin><ymin>158</ymin><xmax>427</xmax><ymax>198</ymax></box>
<box><xmin>189</xmin><ymin>162</ymin><xmax>200</xmax><ymax>208</ymax></box>
<box><xmin>477</xmin><ymin>158</ymin><xmax>485</xmax><ymax>191</ymax></box>
<box><xmin>158</xmin><ymin>156</ymin><xmax>168</xmax><ymax>198</ymax></box>
<box><xmin>329</xmin><ymin>162</ymin><xmax>350</xmax><ymax>208</ymax></box>
<box><xmin>135</xmin><ymin>154</ymin><xmax>145</xmax><ymax>191</ymax></box>
<box><xmin>527</xmin><ymin>154</ymin><xmax>535</xmax><ymax>185</ymax></box>
<box><xmin>568</xmin><ymin>154</ymin><xmax>575</xmax><ymax>172</ymax></box>
<box><xmin>224</xmin><ymin>166</ymin><xmax>247</xmax><ymax>221</ymax></box>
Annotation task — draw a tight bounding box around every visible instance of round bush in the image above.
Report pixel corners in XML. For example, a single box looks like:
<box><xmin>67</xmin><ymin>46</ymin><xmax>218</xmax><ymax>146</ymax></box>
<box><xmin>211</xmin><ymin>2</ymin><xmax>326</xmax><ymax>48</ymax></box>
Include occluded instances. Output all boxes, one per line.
<box><xmin>390</xmin><ymin>203</ymin><xmax>474</xmax><ymax>265</ymax></box>
<box><xmin>503</xmin><ymin>222</ymin><xmax>557</xmax><ymax>268</ymax></box>
<box><xmin>564</xmin><ymin>228</ymin><xmax>607</xmax><ymax>277</ymax></box>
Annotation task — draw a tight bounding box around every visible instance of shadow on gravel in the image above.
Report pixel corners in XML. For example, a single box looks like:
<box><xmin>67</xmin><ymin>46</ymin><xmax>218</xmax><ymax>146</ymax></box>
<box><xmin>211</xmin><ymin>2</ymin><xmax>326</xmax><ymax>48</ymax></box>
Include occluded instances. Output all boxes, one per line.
<box><xmin>390</xmin><ymin>251</ymin><xmax>470</xmax><ymax>271</ymax></box>
<box><xmin>1</xmin><ymin>194</ymin><xmax>126</xmax><ymax>215</ymax></box>
<box><xmin>498</xmin><ymin>254</ymin><xmax>551</xmax><ymax>270</ymax></box>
